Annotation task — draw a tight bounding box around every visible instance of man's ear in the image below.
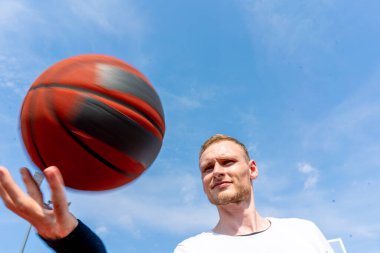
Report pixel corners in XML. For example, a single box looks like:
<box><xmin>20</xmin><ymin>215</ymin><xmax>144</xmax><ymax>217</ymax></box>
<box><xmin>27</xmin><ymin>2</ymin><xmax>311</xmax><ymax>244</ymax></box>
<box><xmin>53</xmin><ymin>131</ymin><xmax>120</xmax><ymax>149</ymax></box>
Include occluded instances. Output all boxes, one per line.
<box><xmin>249</xmin><ymin>160</ymin><xmax>259</xmax><ymax>180</ymax></box>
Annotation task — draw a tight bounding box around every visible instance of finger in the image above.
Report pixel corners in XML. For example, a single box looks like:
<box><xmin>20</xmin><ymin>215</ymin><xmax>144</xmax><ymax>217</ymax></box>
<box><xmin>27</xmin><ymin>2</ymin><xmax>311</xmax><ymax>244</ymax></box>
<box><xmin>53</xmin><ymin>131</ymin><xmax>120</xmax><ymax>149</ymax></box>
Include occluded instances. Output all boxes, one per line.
<box><xmin>0</xmin><ymin>168</ymin><xmax>16</xmax><ymax>210</ymax></box>
<box><xmin>0</xmin><ymin>166</ymin><xmax>29</xmax><ymax>210</ymax></box>
<box><xmin>0</xmin><ymin>184</ymin><xmax>16</xmax><ymax>210</ymax></box>
<box><xmin>44</xmin><ymin>166</ymin><xmax>70</xmax><ymax>223</ymax></box>
<box><xmin>20</xmin><ymin>168</ymin><xmax>44</xmax><ymax>206</ymax></box>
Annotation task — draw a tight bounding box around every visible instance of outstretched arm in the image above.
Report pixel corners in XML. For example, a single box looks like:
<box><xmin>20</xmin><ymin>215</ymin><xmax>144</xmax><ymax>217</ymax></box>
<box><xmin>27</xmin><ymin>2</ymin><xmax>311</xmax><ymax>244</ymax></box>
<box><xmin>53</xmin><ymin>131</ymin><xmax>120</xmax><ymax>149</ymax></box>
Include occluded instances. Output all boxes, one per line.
<box><xmin>0</xmin><ymin>166</ymin><xmax>106</xmax><ymax>252</ymax></box>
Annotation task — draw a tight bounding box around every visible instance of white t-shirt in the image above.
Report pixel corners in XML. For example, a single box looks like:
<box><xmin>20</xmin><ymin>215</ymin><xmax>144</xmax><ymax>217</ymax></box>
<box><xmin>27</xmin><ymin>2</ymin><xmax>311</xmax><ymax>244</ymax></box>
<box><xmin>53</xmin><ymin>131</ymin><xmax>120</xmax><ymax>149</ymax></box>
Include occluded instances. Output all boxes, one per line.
<box><xmin>174</xmin><ymin>218</ymin><xmax>334</xmax><ymax>253</ymax></box>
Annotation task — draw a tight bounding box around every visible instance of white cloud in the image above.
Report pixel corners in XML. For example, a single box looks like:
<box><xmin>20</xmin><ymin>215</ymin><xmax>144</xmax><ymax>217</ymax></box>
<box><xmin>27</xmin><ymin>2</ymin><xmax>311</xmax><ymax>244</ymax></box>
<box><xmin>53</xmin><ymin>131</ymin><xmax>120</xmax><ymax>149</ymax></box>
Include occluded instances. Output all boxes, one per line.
<box><xmin>303</xmin><ymin>174</ymin><xmax>318</xmax><ymax>190</ymax></box>
<box><xmin>95</xmin><ymin>225</ymin><xmax>110</xmax><ymax>236</ymax></box>
<box><xmin>297</xmin><ymin>162</ymin><xmax>315</xmax><ymax>174</ymax></box>
<box><xmin>297</xmin><ymin>162</ymin><xmax>319</xmax><ymax>190</ymax></box>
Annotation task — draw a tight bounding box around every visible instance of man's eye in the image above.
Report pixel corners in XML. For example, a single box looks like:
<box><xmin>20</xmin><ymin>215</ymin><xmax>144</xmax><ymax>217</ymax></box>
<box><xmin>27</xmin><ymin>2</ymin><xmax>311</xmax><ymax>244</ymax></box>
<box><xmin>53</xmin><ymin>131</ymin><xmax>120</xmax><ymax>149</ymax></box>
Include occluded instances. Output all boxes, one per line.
<box><xmin>203</xmin><ymin>166</ymin><xmax>213</xmax><ymax>173</ymax></box>
<box><xmin>222</xmin><ymin>160</ymin><xmax>234</xmax><ymax>166</ymax></box>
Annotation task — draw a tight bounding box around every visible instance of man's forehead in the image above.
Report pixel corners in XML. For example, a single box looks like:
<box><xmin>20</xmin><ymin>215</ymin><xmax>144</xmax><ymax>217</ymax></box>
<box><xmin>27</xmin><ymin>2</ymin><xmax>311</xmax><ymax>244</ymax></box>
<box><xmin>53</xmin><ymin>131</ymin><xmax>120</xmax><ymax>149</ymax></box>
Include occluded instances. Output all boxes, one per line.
<box><xmin>199</xmin><ymin>141</ymin><xmax>245</xmax><ymax>162</ymax></box>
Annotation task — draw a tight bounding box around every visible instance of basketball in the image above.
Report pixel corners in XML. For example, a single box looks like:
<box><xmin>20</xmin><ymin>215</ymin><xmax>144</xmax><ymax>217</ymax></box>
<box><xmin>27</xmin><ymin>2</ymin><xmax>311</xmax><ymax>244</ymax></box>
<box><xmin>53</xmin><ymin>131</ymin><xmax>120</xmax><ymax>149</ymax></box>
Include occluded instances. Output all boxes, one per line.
<box><xmin>20</xmin><ymin>54</ymin><xmax>165</xmax><ymax>191</ymax></box>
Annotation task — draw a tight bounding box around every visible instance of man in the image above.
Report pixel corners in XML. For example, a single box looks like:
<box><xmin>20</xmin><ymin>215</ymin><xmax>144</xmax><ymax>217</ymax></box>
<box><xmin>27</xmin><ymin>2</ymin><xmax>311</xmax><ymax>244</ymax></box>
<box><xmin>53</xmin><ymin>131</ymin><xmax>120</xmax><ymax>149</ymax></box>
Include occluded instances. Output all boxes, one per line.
<box><xmin>174</xmin><ymin>134</ymin><xmax>334</xmax><ymax>252</ymax></box>
<box><xmin>0</xmin><ymin>134</ymin><xmax>334</xmax><ymax>252</ymax></box>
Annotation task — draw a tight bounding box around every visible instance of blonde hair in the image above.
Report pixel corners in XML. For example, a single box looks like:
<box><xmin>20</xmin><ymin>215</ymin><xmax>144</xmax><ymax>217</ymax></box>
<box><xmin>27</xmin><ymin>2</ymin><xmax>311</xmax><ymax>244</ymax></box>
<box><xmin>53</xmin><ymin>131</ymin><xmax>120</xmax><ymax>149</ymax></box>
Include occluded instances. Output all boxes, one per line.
<box><xmin>199</xmin><ymin>134</ymin><xmax>250</xmax><ymax>160</ymax></box>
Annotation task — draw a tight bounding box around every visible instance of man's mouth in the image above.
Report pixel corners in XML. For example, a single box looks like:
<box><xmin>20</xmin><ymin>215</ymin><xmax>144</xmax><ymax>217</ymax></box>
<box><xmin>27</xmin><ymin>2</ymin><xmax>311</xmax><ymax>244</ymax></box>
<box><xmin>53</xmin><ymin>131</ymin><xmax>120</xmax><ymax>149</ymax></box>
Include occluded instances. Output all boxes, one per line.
<box><xmin>212</xmin><ymin>181</ymin><xmax>232</xmax><ymax>189</ymax></box>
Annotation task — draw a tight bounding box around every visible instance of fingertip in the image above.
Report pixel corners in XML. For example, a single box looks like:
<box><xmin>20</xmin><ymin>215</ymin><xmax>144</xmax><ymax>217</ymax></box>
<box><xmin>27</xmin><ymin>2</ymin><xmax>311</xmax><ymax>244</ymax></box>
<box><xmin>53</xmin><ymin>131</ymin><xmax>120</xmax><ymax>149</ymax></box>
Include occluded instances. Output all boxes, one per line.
<box><xmin>0</xmin><ymin>166</ymin><xmax>9</xmax><ymax>178</ymax></box>
<box><xmin>44</xmin><ymin>166</ymin><xmax>64</xmax><ymax>185</ymax></box>
<box><xmin>44</xmin><ymin>165</ymin><xmax>58</xmax><ymax>173</ymax></box>
<box><xmin>20</xmin><ymin>167</ymin><xmax>29</xmax><ymax>176</ymax></box>
<box><xmin>44</xmin><ymin>166</ymin><xmax>59</xmax><ymax>179</ymax></box>
<box><xmin>0</xmin><ymin>165</ymin><xmax>7</xmax><ymax>173</ymax></box>
<box><xmin>20</xmin><ymin>168</ymin><xmax>36</xmax><ymax>185</ymax></box>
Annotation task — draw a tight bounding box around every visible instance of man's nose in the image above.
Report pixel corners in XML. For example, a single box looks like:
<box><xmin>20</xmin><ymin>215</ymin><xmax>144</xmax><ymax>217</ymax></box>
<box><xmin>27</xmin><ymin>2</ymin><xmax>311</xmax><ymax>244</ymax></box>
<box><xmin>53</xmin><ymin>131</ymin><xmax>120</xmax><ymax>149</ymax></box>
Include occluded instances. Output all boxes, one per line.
<box><xmin>213</xmin><ymin>163</ymin><xmax>225</xmax><ymax>177</ymax></box>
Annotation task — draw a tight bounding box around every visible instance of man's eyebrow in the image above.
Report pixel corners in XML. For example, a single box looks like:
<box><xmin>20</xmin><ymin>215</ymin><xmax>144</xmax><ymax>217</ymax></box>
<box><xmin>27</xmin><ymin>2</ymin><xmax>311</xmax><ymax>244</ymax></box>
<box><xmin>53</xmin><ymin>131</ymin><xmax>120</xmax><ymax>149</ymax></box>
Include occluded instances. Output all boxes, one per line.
<box><xmin>216</xmin><ymin>155</ymin><xmax>238</xmax><ymax>160</ymax></box>
<box><xmin>200</xmin><ymin>160</ymin><xmax>213</xmax><ymax>168</ymax></box>
<box><xmin>200</xmin><ymin>161</ymin><xmax>209</xmax><ymax>167</ymax></box>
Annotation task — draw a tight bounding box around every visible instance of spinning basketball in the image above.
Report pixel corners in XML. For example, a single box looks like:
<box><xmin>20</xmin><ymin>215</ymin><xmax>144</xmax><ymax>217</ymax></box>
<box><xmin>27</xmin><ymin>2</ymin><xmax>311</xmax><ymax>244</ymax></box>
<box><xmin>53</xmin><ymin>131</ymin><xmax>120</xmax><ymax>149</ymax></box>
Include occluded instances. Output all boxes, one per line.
<box><xmin>20</xmin><ymin>54</ymin><xmax>165</xmax><ymax>191</ymax></box>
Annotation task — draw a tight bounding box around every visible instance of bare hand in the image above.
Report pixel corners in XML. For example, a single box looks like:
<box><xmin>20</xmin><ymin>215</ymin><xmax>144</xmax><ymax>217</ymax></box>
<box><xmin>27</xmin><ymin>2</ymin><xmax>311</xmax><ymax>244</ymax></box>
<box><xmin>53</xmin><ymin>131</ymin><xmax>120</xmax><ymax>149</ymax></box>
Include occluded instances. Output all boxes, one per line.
<box><xmin>0</xmin><ymin>166</ymin><xmax>78</xmax><ymax>239</ymax></box>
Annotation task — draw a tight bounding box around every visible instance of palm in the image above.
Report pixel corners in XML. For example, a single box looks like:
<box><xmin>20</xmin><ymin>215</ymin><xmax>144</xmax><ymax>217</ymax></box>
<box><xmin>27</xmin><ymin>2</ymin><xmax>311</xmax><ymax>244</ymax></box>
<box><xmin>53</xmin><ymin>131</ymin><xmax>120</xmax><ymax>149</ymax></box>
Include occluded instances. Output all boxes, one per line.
<box><xmin>0</xmin><ymin>166</ymin><xmax>77</xmax><ymax>239</ymax></box>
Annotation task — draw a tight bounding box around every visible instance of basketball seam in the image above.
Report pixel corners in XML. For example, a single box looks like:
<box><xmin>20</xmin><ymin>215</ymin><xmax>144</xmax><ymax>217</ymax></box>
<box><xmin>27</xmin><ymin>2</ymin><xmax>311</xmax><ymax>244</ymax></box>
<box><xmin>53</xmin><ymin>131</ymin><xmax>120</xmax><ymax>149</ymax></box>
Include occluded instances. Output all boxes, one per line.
<box><xmin>44</xmin><ymin>89</ymin><xmax>137</xmax><ymax>178</ymax></box>
<box><xmin>30</xmin><ymin>83</ymin><xmax>164</xmax><ymax>137</ymax></box>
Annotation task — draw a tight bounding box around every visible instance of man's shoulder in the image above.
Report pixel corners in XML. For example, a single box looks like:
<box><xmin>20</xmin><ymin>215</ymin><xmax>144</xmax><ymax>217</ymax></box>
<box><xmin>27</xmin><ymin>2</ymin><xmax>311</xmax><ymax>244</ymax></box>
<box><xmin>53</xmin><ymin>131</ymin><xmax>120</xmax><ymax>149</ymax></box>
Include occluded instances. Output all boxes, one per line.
<box><xmin>269</xmin><ymin>217</ymin><xmax>317</xmax><ymax>228</ymax></box>
<box><xmin>177</xmin><ymin>231</ymin><xmax>214</xmax><ymax>245</ymax></box>
<box><xmin>173</xmin><ymin>232</ymin><xmax>215</xmax><ymax>253</ymax></box>
<box><xmin>268</xmin><ymin>217</ymin><xmax>325</xmax><ymax>238</ymax></box>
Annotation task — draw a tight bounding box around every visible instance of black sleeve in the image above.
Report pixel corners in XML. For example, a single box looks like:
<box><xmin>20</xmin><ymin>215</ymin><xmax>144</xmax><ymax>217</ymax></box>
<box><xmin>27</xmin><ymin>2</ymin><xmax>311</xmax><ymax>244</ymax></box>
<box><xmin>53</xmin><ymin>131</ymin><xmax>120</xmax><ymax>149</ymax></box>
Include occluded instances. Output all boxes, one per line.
<box><xmin>39</xmin><ymin>219</ymin><xmax>107</xmax><ymax>253</ymax></box>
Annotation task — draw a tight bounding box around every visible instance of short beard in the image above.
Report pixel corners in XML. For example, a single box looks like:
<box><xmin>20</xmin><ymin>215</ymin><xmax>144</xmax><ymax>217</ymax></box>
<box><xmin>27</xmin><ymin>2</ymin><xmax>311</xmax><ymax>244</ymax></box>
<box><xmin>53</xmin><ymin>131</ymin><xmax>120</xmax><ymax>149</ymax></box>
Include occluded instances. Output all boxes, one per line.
<box><xmin>208</xmin><ymin>183</ymin><xmax>251</xmax><ymax>206</ymax></box>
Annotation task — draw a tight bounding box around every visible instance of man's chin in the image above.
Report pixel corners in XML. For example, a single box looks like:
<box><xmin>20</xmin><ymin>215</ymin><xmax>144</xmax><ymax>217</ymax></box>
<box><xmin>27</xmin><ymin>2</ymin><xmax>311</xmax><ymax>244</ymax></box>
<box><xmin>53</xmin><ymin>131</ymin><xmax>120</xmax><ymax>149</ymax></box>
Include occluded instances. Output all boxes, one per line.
<box><xmin>210</xmin><ymin>192</ymin><xmax>239</xmax><ymax>205</ymax></box>
<box><xmin>209</xmin><ymin>188</ymin><xmax>251</xmax><ymax>206</ymax></box>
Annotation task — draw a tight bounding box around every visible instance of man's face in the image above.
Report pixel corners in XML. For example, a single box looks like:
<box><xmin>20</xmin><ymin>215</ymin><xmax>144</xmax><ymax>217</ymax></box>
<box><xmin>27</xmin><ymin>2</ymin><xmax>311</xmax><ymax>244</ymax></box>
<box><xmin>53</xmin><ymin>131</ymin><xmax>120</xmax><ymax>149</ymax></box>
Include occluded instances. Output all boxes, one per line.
<box><xmin>199</xmin><ymin>140</ymin><xmax>258</xmax><ymax>206</ymax></box>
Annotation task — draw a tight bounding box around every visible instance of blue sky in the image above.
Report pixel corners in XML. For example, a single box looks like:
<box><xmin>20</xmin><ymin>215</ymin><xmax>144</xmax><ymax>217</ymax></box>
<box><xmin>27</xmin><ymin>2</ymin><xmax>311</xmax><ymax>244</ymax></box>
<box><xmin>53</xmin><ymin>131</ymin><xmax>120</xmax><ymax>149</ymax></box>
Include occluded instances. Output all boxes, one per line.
<box><xmin>0</xmin><ymin>0</ymin><xmax>379</xmax><ymax>252</ymax></box>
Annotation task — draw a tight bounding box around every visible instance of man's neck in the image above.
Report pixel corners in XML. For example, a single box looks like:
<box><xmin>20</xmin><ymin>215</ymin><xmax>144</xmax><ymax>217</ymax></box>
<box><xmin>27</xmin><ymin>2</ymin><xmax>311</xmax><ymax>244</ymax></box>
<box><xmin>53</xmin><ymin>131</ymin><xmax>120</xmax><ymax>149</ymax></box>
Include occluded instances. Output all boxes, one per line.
<box><xmin>213</xmin><ymin>197</ymin><xmax>269</xmax><ymax>236</ymax></box>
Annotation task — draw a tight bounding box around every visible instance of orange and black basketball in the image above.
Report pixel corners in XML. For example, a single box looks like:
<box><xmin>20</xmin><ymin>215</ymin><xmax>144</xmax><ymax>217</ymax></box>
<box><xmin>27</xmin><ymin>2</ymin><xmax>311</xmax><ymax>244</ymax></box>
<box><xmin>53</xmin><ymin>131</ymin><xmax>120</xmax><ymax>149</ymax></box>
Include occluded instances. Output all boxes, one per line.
<box><xmin>20</xmin><ymin>54</ymin><xmax>165</xmax><ymax>191</ymax></box>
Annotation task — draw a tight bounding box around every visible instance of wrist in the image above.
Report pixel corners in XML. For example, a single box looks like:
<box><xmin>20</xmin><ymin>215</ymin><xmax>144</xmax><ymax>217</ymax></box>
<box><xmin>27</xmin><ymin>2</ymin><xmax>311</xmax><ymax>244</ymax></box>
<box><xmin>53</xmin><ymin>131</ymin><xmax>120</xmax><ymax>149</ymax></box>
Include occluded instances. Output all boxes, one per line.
<box><xmin>37</xmin><ymin>215</ymin><xmax>78</xmax><ymax>240</ymax></box>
